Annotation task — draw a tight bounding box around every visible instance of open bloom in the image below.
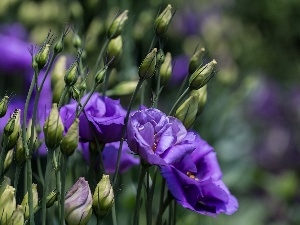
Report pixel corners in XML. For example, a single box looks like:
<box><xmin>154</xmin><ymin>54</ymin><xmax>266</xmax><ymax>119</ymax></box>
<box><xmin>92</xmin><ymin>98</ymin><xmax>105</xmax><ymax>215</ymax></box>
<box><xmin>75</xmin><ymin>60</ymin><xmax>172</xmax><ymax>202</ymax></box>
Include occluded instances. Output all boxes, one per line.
<box><xmin>60</xmin><ymin>93</ymin><xmax>126</xmax><ymax>143</ymax></box>
<box><xmin>127</xmin><ymin>108</ymin><xmax>196</xmax><ymax>165</ymax></box>
<box><xmin>159</xmin><ymin>134</ymin><xmax>238</xmax><ymax>216</ymax></box>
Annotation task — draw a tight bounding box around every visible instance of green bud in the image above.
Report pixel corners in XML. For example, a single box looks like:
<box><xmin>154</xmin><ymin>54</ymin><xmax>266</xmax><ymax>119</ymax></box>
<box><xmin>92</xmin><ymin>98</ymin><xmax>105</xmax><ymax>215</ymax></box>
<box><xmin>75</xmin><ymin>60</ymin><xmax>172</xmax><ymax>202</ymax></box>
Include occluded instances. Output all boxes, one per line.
<box><xmin>95</xmin><ymin>67</ymin><xmax>107</xmax><ymax>85</ymax></box>
<box><xmin>54</xmin><ymin>38</ymin><xmax>64</xmax><ymax>54</ymax></box>
<box><xmin>107</xmin><ymin>35</ymin><xmax>123</xmax><ymax>67</ymax></box>
<box><xmin>189</xmin><ymin>59</ymin><xmax>217</xmax><ymax>90</ymax></box>
<box><xmin>138</xmin><ymin>48</ymin><xmax>157</xmax><ymax>79</ymax></box>
<box><xmin>34</xmin><ymin>43</ymin><xmax>51</xmax><ymax>70</ymax></box>
<box><xmin>8</xmin><ymin>205</ymin><xmax>24</xmax><ymax>225</ymax></box>
<box><xmin>15</xmin><ymin>135</ymin><xmax>25</xmax><ymax>166</ymax></box>
<box><xmin>0</xmin><ymin>96</ymin><xmax>9</xmax><ymax>118</ymax></box>
<box><xmin>64</xmin><ymin>62</ymin><xmax>79</xmax><ymax>87</ymax></box>
<box><xmin>4</xmin><ymin>109</ymin><xmax>21</xmax><ymax>150</ymax></box>
<box><xmin>106</xmin><ymin>80</ymin><xmax>139</xmax><ymax>96</ymax></box>
<box><xmin>21</xmin><ymin>183</ymin><xmax>38</xmax><ymax>220</ymax></box>
<box><xmin>93</xmin><ymin>174</ymin><xmax>114</xmax><ymax>217</ymax></box>
<box><xmin>154</xmin><ymin>4</ymin><xmax>173</xmax><ymax>36</ymax></box>
<box><xmin>51</xmin><ymin>56</ymin><xmax>67</xmax><ymax>103</ymax></box>
<box><xmin>191</xmin><ymin>85</ymin><xmax>207</xmax><ymax>115</ymax></box>
<box><xmin>188</xmin><ymin>47</ymin><xmax>206</xmax><ymax>74</ymax></box>
<box><xmin>159</xmin><ymin>52</ymin><xmax>172</xmax><ymax>86</ymax></box>
<box><xmin>43</xmin><ymin>103</ymin><xmax>64</xmax><ymax>149</ymax></box>
<box><xmin>3</xmin><ymin>149</ymin><xmax>13</xmax><ymax>175</ymax></box>
<box><xmin>0</xmin><ymin>185</ymin><xmax>16</xmax><ymax>224</ymax></box>
<box><xmin>157</xmin><ymin>49</ymin><xmax>165</xmax><ymax>65</ymax></box>
<box><xmin>46</xmin><ymin>190</ymin><xmax>58</xmax><ymax>208</ymax></box>
<box><xmin>0</xmin><ymin>177</ymin><xmax>11</xmax><ymax>197</ymax></box>
<box><xmin>70</xmin><ymin>86</ymin><xmax>81</xmax><ymax>102</ymax></box>
<box><xmin>26</xmin><ymin>119</ymin><xmax>38</xmax><ymax>151</ymax></box>
<box><xmin>60</xmin><ymin>119</ymin><xmax>79</xmax><ymax>156</ymax></box>
<box><xmin>175</xmin><ymin>95</ymin><xmax>199</xmax><ymax>129</ymax></box>
<box><xmin>107</xmin><ymin>10</ymin><xmax>129</xmax><ymax>39</ymax></box>
<box><xmin>73</xmin><ymin>33</ymin><xmax>82</xmax><ymax>49</ymax></box>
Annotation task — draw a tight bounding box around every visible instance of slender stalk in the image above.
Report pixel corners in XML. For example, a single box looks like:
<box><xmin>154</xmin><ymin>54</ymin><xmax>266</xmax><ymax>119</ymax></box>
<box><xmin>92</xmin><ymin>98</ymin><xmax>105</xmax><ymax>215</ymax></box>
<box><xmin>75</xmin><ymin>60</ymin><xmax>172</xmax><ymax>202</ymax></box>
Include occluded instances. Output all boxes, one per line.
<box><xmin>145</xmin><ymin>168</ymin><xmax>152</xmax><ymax>225</ymax></box>
<box><xmin>76</xmin><ymin>84</ymin><xmax>97</xmax><ymax>117</ymax></box>
<box><xmin>133</xmin><ymin>165</ymin><xmax>147</xmax><ymax>225</ymax></box>
<box><xmin>111</xmin><ymin>204</ymin><xmax>117</xmax><ymax>225</ymax></box>
<box><xmin>95</xmin><ymin>39</ymin><xmax>109</xmax><ymax>73</ymax></box>
<box><xmin>60</xmin><ymin>155</ymin><xmax>68</xmax><ymax>225</ymax></box>
<box><xmin>113</xmin><ymin>79</ymin><xmax>144</xmax><ymax>186</ymax></box>
<box><xmin>0</xmin><ymin>137</ymin><xmax>7</xmax><ymax>180</ymax></box>
<box><xmin>168</xmin><ymin>87</ymin><xmax>190</xmax><ymax>116</ymax></box>
<box><xmin>36</xmin><ymin>152</ymin><xmax>44</xmax><ymax>187</ymax></box>
<box><xmin>156</xmin><ymin>179</ymin><xmax>166</xmax><ymax>225</ymax></box>
<box><xmin>101</xmin><ymin>68</ymin><xmax>111</xmax><ymax>97</ymax></box>
<box><xmin>13</xmin><ymin>164</ymin><xmax>22</xmax><ymax>195</ymax></box>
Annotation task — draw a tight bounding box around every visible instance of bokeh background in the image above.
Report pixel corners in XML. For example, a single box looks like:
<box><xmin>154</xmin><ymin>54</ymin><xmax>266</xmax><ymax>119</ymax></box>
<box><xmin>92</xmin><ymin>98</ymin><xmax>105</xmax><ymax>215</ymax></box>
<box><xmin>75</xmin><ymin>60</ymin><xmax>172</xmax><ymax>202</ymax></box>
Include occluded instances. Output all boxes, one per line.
<box><xmin>0</xmin><ymin>0</ymin><xmax>299</xmax><ymax>224</ymax></box>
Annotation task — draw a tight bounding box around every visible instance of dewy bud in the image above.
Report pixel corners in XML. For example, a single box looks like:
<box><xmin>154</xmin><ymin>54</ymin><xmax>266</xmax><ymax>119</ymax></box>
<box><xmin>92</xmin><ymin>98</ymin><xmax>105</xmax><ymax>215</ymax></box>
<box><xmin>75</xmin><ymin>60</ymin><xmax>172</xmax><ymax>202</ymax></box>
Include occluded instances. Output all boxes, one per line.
<box><xmin>3</xmin><ymin>149</ymin><xmax>13</xmax><ymax>175</ymax></box>
<box><xmin>93</xmin><ymin>174</ymin><xmax>114</xmax><ymax>217</ymax></box>
<box><xmin>159</xmin><ymin>52</ymin><xmax>172</xmax><ymax>86</ymax></box>
<box><xmin>64</xmin><ymin>62</ymin><xmax>79</xmax><ymax>87</ymax></box>
<box><xmin>43</xmin><ymin>103</ymin><xmax>64</xmax><ymax>149</ymax></box>
<box><xmin>60</xmin><ymin>119</ymin><xmax>79</xmax><ymax>156</ymax></box>
<box><xmin>21</xmin><ymin>183</ymin><xmax>38</xmax><ymax>220</ymax></box>
<box><xmin>107</xmin><ymin>10</ymin><xmax>129</xmax><ymax>39</ymax></box>
<box><xmin>189</xmin><ymin>59</ymin><xmax>217</xmax><ymax>90</ymax></box>
<box><xmin>8</xmin><ymin>205</ymin><xmax>24</xmax><ymax>225</ymax></box>
<box><xmin>107</xmin><ymin>35</ymin><xmax>123</xmax><ymax>66</ymax></box>
<box><xmin>0</xmin><ymin>95</ymin><xmax>9</xmax><ymax>118</ymax></box>
<box><xmin>188</xmin><ymin>47</ymin><xmax>206</xmax><ymax>74</ymax></box>
<box><xmin>0</xmin><ymin>185</ymin><xmax>16</xmax><ymax>225</ymax></box>
<box><xmin>191</xmin><ymin>85</ymin><xmax>207</xmax><ymax>115</ymax></box>
<box><xmin>139</xmin><ymin>48</ymin><xmax>157</xmax><ymax>79</ymax></box>
<box><xmin>154</xmin><ymin>4</ymin><xmax>173</xmax><ymax>36</ymax></box>
<box><xmin>175</xmin><ymin>95</ymin><xmax>199</xmax><ymax>129</ymax></box>
<box><xmin>65</xmin><ymin>177</ymin><xmax>92</xmax><ymax>225</ymax></box>
<box><xmin>46</xmin><ymin>190</ymin><xmax>58</xmax><ymax>208</ymax></box>
<box><xmin>4</xmin><ymin>109</ymin><xmax>21</xmax><ymax>150</ymax></box>
<box><xmin>34</xmin><ymin>43</ymin><xmax>51</xmax><ymax>70</ymax></box>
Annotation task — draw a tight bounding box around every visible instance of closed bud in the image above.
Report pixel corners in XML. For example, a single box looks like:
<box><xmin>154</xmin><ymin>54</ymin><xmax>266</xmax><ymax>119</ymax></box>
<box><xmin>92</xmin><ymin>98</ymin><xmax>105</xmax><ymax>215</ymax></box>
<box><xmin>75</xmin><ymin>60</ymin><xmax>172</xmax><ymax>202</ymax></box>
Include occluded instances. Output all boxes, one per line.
<box><xmin>188</xmin><ymin>47</ymin><xmax>206</xmax><ymax>74</ymax></box>
<box><xmin>0</xmin><ymin>177</ymin><xmax>11</xmax><ymax>196</ymax></box>
<box><xmin>46</xmin><ymin>190</ymin><xmax>58</xmax><ymax>208</ymax></box>
<box><xmin>175</xmin><ymin>95</ymin><xmax>199</xmax><ymax>129</ymax></box>
<box><xmin>0</xmin><ymin>185</ymin><xmax>16</xmax><ymax>224</ymax></box>
<box><xmin>60</xmin><ymin>119</ymin><xmax>79</xmax><ymax>156</ymax></box>
<box><xmin>0</xmin><ymin>96</ymin><xmax>9</xmax><ymax>118</ymax></box>
<box><xmin>106</xmin><ymin>80</ymin><xmax>138</xmax><ymax>96</ymax></box>
<box><xmin>4</xmin><ymin>109</ymin><xmax>21</xmax><ymax>150</ymax></box>
<box><xmin>93</xmin><ymin>174</ymin><xmax>114</xmax><ymax>217</ymax></box>
<box><xmin>107</xmin><ymin>10</ymin><xmax>129</xmax><ymax>39</ymax></box>
<box><xmin>70</xmin><ymin>86</ymin><xmax>81</xmax><ymax>102</ymax></box>
<box><xmin>15</xmin><ymin>135</ymin><xmax>25</xmax><ymax>166</ymax></box>
<box><xmin>21</xmin><ymin>183</ymin><xmax>38</xmax><ymax>220</ymax></box>
<box><xmin>65</xmin><ymin>177</ymin><xmax>92</xmax><ymax>225</ymax></box>
<box><xmin>26</xmin><ymin>119</ymin><xmax>38</xmax><ymax>151</ymax></box>
<box><xmin>191</xmin><ymin>85</ymin><xmax>207</xmax><ymax>115</ymax></box>
<box><xmin>107</xmin><ymin>35</ymin><xmax>123</xmax><ymax>67</ymax></box>
<box><xmin>189</xmin><ymin>59</ymin><xmax>217</xmax><ymax>90</ymax></box>
<box><xmin>157</xmin><ymin>49</ymin><xmax>165</xmax><ymax>65</ymax></box>
<box><xmin>139</xmin><ymin>48</ymin><xmax>157</xmax><ymax>79</ymax></box>
<box><xmin>43</xmin><ymin>104</ymin><xmax>64</xmax><ymax>149</ymax></box>
<box><xmin>8</xmin><ymin>205</ymin><xmax>24</xmax><ymax>225</ymax></box>
<box><xmin>34</xmin><ymin>44</ymin><xmax>51</xmax><ymax>70</ymax></box>
<box><xmin>154</xmin><ymin>4</ymin><xmax>173</xmax><ymax>36</ymax></box>
<box><xmin>54</xmin><ymin>38</ymin><xmax>64</xmax><ymax>54</ymax></box>
<box><xmin>95</xmin><ymin>67</ymin><xmax>107</xmax><ymax>85</ymax></box>
<box><xmin>73</xmin><ymin>33</ymin><xmax>82</xmax><ymax>49</ymax></box>
<box><xmin>65</xmin><ymin>62</ymin><xmax>79</xmax><ymax>87</ymax></box>
<box><xmin>52</xmin><ymin>56</ymin><xmax>67</xmax><ymax>103</ymax></box>
<box><xmin>159</xmin><ymin>52</ymin><xmax>172</xmax><ymax>85</ymax></box>
<box><xmin>3</xmin><ymin>149</ymin><xmax>13</xmax><ymax>175</ymax></box>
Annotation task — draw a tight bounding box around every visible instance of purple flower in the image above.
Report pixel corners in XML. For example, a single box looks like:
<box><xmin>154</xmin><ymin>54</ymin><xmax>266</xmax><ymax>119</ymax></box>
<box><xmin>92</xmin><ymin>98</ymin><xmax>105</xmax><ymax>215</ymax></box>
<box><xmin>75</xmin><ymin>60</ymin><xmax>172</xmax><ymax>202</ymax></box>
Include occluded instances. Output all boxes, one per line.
<box><xmin>159</xmin><ymin>134</ymin><xmax>238</xmax><ymax>216</ymax></box>
<box><xmin>60</xmin><ymin>93</ymin><xmax>126</xmax><ymax>143</ymax></box>
<box><xmin>80</xmin><ymin>141</ymin><xmax>140</xmax><ymax>174</ymax></box>
<box><xmin>169</xmin><ymin>55</ymin><xmax>189</xmax><ymax>86</ymax></box>
<box><xmin>126</xmin><ymin>108</ymin><xmax>196</xmax><ymax>165</ymax></box>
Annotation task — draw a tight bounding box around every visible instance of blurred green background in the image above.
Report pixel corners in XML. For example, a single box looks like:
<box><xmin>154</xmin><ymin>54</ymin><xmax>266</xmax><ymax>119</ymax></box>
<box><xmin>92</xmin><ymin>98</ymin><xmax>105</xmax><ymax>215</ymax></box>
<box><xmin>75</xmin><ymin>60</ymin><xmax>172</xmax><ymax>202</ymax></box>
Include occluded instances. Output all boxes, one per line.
<box><xmin>0</xmin><ymin>0</ymin><xmax>299</xmax><ymax>224</ymax></box>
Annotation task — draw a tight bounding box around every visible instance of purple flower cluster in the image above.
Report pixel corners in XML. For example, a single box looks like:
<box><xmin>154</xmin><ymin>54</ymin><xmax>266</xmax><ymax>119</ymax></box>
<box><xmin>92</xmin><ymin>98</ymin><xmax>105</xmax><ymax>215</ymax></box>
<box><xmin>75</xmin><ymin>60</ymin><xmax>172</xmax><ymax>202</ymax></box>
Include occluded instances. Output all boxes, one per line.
<box><xmin>126</xmin><ymin>108</ymin><xmax>238</xmax><ymax>216</ymax></box>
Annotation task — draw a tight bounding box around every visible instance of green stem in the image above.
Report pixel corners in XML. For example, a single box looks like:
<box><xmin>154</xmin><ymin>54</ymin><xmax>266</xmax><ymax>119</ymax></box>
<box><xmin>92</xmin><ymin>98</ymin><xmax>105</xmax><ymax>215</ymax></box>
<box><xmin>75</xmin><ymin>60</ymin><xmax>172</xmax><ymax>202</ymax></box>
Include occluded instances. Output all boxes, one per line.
<box><xmin>156</xmin><ymin>179</ymin><xmax>166</xmax><ymax>225</ymax></box>
<box><xmin>0</xmin><ymin>137</ymin><xmax>7</xmax><ymax>180</ymax></box>
<box><xmin>58</xmin><ymin>87</ymin><xmax>70</xmax><ymax>109</ymax></box>
<box><xmin>168</xmin><ymin>87</ymin><xmax>190</xmax><ymax>116</ymax></box>
<box><xmin>112</xmin><ymin>204</ymin><xmax>117</xmax><ymax>225</ymax></box>
<box><xmin>113</xmin><ymin>79</ymin><xmax>144</xmax><ymax>186</ymax></box>
<box><xmin>95</xmin><ymin>39</ymin><xmax>109</xmax><ymax>73</ymax></box>
<box><xmin>13</xmin><ymin>164</ymin><xmax>22</xmax><ymax>196</ymax></box>
<box><xmin>76</xmin><ymin>84</ymin><xmax>97</xmax><ymax>117</ymax></box>
<box><xmin>133</xmin><ymin>165</ymin><xmax>147</xmax><ymax>225</ymax></box>
<box><xmin>101</xmin><ymin>68</ymin><xmax>111</xmax><ymax>97</ymax></box>
<box><xmin>60</xmin><ymin>155</ymin><xmax>68</xmax><ymax>225</ymax></box>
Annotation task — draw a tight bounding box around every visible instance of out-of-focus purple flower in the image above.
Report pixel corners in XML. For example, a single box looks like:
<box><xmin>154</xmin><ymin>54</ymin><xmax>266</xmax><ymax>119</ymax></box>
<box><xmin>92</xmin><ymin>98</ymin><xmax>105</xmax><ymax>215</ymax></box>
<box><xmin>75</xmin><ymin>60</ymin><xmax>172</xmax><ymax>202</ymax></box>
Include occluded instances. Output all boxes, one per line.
<box><xmin>159</xmin><ymin>134</ymin><xmax>238</xmax><ymax>216</ymax></box>
<box><xmin>169</xmin><ymin>55</ymin><xmax>189</xmax><ymax>86</ymax></box>
<box><xmin>173</xmin><ymin>9</ymin><xmax>200</xmax><ymax>36</ymax></box>
<box><xmin>60</xmin><ymin>93</ymin><xmax>126</xmax><ymax>143</ymax></box>
<box><xmin>81</xmin><ymin>141</ymin><xmax>139</xmax><ymax>174</ymax></box>
<box><xmin>64</xmin><ymin>177</ymin><xmax>92</xmax><ymax>225</ymax></box>
<box><xmin>127</xmin><ymin>108</ymin><xmax>196</xmax><ymax>165</ymax></box>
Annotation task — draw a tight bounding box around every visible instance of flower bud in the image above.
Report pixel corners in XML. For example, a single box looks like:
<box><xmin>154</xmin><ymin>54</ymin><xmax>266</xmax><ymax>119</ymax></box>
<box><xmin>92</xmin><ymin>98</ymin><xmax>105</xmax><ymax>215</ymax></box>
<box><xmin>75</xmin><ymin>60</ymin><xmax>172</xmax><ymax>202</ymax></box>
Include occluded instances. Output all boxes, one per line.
<box><xmin>106</xmin><ymin>80</ymin><xmax>138</xmax><ymax>96</ymax></box>
<box><xmin>0</xmin><ymin>95</ymin><xmax>9</xmax><ymax>118</ymax></box>
<box><xmin>26</xmin><ymin>119</ymin><xmax>39</xmax><ymax>151</ymax></box>
<box><xmin>52</xmin><ymin>56</ymin><xmax>67</xmax><ymax>103</ymax></box>
<box><xmin>21</xmin><ymin>183</ymin><xmax>38</xmax><ymax>220</ymax></box>
<box><xmin>159</xmin><ymin>52</ymin><xmax>172</xmax><ymax>86</ymax></box>
<box><xmin>64</xmin><ymin>62</ymin><xmax>79</xmax><ymax>87</ymax></box>
<box><xmin>15</xmin><ymin>135</ymin><xmax>25</xmax><ymax>166</ymax></box>
<box><xmin>8</xmin><ymin>205</ymin><xmax>24</xmax><ymax>225</ymax></box>
<box><xmin>70</xmin><ymin>86</ymin><xmax>81</xmax><ymax>102</ymax></box>
<box><xmin>189</xmin><ymin>59</ymin><xmax>217</xmax><ymax>90</ymax></box>
<box><xmin>3</xmin><ymin>149</ymin><xmax>13</xmax><ymax>175</ymax></box>
<box><xmin>0</xmin><ymin>177</ymin><xmax>11</xmax><ymax>196</ymax></box>
<box><xmin>191</xmin><ymin>85</ymin><xmax>207</xmax><ymax>115</ymax></box>
<box><xmin>175</xmin><ymin>95</ymin><xmax>199</xmax><ymax>129</ymax></box>
<box><xmin>65</xmin><ymin>177</ymin><xmax>92</xmax><ymax>225</ymax></box>
<box><xmin>60</xmin><ymin>119</ymin><xmax>79</xmax><ymax>156</ymax></box>
<box><xmin>93</xmin><ymin>174</ymin><xmax>114</xmax><ymax>217</ymax></box>
<box><xmin>34</xmin><ymin>44</ymin><xmax>51</xmax><ymax>70</ymax></box>
<box><xmin>95</xmin><ymin>67</ymin><xmax>107</xmax><ymax>85</ymax></box>
<box><xmin>0</xmin><ymin>185</ymin><xmax>16</xmax><ymax>224</ymax></box>
<box><xmin>188</xmin><ymin>47</ymin><xmax>206</xmax><ymax>74</ymax></box>
<box><xmin>54</xmin><ymin>38</ymin><xmax>64</xmax><ymax>54</ymax></box>
<box><xmin>43</xmin><ymin>103</ymin><xmax>64</xmax><ymax>149</ymax></box>
<box><xmin>73</xmin><ymin>33</ymin><xmax>82</xmax><ymax>49</ymax></box>
<box><xmin>107</xmin><ymin>35</ymin><xmax>123</xmax><ymax>67</ymax></box>
<box><xmin>4</xmin><ymin>109</ymin><xmax>21</xmax><ymax>150</ymax></box>
<box><xmin>154</xmin><ymin>4</ymin><xmax>172</xmax><ymax>36</ymax></box>
<box><xmin>139</xmin><ymin>48</ymin><xmax>157</xmax><ymax>79</ymax></box>
<box><xmin>156</xmin><ymin>49</ymin><xmax>165</xmax><ymax>65</ymax></box>
<box><xmin>46</xmin><ymin>190</ymin><xmax>58</xmax><ymax>208</ymax></box>
<box><xmin>107</xmin><ymin>10</ymin><xmax>129</xmax><ymax>39</ymax></box>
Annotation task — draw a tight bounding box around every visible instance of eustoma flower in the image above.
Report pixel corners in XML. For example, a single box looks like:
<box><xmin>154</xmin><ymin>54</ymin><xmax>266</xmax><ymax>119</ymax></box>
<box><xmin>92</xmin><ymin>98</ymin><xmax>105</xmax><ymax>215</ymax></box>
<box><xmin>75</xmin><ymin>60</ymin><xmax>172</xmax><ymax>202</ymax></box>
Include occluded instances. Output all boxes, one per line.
<box><xmin>159</xmin><ymin>134</ymin><xmax>238</xmax><ymax>216</ymax></box>
<box><xmin>126</xmin><ymin>108</ymin><xmax>196</xmax><ymax>165</ymax></box>
<box><xmin>60</xmin><ymin>92</ymin><xmax>126</xmax><ymax>143</ymax></box>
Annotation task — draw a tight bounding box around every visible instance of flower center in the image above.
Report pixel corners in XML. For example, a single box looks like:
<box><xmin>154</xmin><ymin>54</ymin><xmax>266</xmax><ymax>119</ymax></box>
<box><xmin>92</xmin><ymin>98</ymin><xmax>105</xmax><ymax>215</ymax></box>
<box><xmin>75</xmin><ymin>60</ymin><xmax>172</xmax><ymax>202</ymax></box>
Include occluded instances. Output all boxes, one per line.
<box><xmin>186</xmin><ymin>171</ymin><xmax>199</xmax><ymax>181</ymax></box>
